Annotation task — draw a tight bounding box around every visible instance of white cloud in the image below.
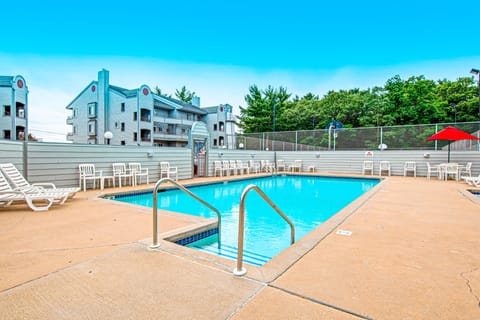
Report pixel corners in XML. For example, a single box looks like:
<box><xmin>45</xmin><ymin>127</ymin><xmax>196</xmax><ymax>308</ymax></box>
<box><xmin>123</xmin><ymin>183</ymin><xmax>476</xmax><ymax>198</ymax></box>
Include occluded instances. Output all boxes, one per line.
<box><xmin>1</xmin><ymin>53</ymin><xmax>478</xmax><ymax>142</ymax></box>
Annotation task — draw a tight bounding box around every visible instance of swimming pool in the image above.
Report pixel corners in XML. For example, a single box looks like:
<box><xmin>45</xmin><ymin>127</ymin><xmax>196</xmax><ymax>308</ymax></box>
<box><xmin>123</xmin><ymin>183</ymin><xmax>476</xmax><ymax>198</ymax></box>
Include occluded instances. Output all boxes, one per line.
<box><xmin>113</xmin><ymin>175</ymin><xmax>379</xmax><ymax>265</ymax></box>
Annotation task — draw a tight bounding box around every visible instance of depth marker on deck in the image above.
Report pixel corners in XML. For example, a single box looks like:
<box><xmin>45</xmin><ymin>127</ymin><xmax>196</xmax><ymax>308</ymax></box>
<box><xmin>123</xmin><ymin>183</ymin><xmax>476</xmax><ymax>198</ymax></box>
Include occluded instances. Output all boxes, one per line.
<box><xmin>336</xmin><ymin>229</ymin><xmax>352</xmax><ymax>236</ymax></box>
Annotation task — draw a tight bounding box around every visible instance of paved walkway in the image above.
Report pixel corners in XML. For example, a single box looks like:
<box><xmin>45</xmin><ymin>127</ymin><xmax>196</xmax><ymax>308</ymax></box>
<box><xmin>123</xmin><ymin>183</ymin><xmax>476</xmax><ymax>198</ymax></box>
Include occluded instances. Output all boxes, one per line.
<box><xmin>1</xmin><ymin>175</ymin><xmax>479</xmax><ymax>319</ymax></box>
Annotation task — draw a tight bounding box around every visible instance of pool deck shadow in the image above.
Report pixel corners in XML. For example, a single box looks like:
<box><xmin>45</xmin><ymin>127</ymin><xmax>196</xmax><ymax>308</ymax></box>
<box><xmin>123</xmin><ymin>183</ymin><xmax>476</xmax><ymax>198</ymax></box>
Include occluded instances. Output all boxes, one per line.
<box><xmin>1</xmin><ymin>174</ymin><xmax>480</xmax><ymax>319</ymax></box>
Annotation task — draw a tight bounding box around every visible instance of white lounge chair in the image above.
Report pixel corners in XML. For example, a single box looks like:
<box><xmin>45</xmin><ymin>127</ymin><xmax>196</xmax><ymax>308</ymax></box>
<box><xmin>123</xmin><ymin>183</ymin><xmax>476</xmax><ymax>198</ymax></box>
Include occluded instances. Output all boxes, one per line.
<box><xmin>462</xmin><ymin>174</ymin><xmax>480</xmax><ymax>186</ymax></box>
<box><xmin>0</xmin><ymin>163</ymin><xmax>79</xmax><ymax>201</ymax></box>
<box><xmin>277</xmin><ymin>160</ymin><xmax>286</xmax><ymax>172</ymax></box>
<box><xmin>160</xmin><ymin>162</ymin><xmax>178</xmax><ymax>181</ymax></box>
<box><xmin>404</xmin><ymin>161</ymin><xmax>416</xmax><ymax>177</ymax></box>
<box><xmin>128</xmin><ymin>162</ymin><xmax>149</xmax><ymax>185</ymax></box>
<box><xmin>0</xmin><ymin>169</ymin><xmax>64</xmax><ymax>211</ymax></box>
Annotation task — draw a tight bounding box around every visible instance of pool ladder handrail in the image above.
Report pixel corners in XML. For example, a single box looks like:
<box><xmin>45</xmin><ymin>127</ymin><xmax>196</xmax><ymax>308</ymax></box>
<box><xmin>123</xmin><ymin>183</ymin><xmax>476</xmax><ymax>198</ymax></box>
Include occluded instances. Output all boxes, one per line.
<box><xmin>150</xmin><ymin>178</ymin><xmax>221</xmax><ymax>249</ymax></box>
<box><xmin>233</xmin><ymin>184</ymin><xmax>295</xmax><ymax>276</ymax></box>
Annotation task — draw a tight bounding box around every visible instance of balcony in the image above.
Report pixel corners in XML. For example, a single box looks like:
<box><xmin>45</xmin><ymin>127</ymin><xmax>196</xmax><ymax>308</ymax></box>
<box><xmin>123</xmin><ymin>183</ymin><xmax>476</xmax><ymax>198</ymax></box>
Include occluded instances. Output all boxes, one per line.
<box><xmin>66</xmin><ymin>116</ymin><xmax>73</xmax><ymax>125</ymax></box>
<box><xmin>67</xmin><ymin>132</ymin><xmax>73</xmax><ymax>141</ymax></box>
<box><xmin>152</xmin><ymin>115</ymin><xmax>194</xmax><ymax>126</ymax></box>
<box><xmin>153</xmin><ymin>132</ymin><xmax>189</xmax><ymax>141</ymax></box>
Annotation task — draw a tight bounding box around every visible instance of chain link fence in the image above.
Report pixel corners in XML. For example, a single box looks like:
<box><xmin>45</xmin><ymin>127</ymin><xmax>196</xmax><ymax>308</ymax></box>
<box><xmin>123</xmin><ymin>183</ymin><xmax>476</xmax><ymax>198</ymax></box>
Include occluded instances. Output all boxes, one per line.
<box><xmin>232</xmin><ymin>122</ymin><xmax>480</xmax><ymax>151</ymax></box>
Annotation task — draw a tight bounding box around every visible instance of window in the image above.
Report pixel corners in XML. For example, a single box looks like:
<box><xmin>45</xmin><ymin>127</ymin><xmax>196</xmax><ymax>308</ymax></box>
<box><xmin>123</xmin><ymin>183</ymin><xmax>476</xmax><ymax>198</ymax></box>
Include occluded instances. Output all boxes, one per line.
<box><xmin>182</xmin><ymin>128</ymin><xmax>186</xmax><ymax>134</ymax></box>
<box><xmin>121</xmin><ymin>140</ymin><xmax>126</xmax><ymax>145</ymax></box>
<box><xmin>121</xmin><ymin>122</ymin><xmax>125</xmax><ymax>132</ymax></box>
<box><xmin>133</xmin><ymin>112</ymin><xmax>137</xmax><ymax>121</ymax></box>
<box><xmin>73</xmin><ymin>108</ymin><xmax>78</xmax><ymax>118</ymax></box>
<box><xmin>73</xmin><ymin>126</ymin><xmax>77</xmax><ymax>134</ymax></box>
<box><xmin>219</xmin><ymin>122</ymin><xmax>224</xmax><ymax>132</ymax></box>
<box><xmin>17</xmin><ymin>109</ymin><xmax>25</xmax><ymax>118</ymax></box>
<box><xmin>213</xmin><ymin>139</ymin><xmax>217</xmax><ymax>146</ymax></box>
<box><xmin>219</xmin><ymin>137</ymin><xmax>224</xmax><ymax>146</ymax></box>
<box><xmin>88</xmin><ymin>121</ymin><xmax>96</xmax><ymax>135</ymax></box>
<box><xmin>133</xmin><ymin>132</ymin><xmax>137</xmax><ymax>141</ymax></box>
<box><xmin>213</xmin><ymin>124</ymin><xmax>217</xmax><ymax>131</ymax></box>
<box><xmin>4</xmin><ymin>130</ymin><xmax>11</xmax><ymax>139</ymax></box>
<box><xmin>87</xmin><ymin>103</ymin><xmax>97</xmax><ymax>117</ymax></box>
<box><xmin>121</xmin><ymin>103</ymin><xmax>125</xmax><ymax>112</ymax></box>
<box><xmin>3</xmin><ymin>105</ymin><xmax>11</xmax><ymax>116</ymax></box>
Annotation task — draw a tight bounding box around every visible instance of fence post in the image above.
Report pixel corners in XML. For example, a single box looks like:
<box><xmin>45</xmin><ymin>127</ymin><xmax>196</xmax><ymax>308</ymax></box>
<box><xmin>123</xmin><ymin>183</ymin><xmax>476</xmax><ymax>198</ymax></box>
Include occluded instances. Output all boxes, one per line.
<box><xmin>23</xmin><ymin>141</ymin><xmax>28</xmax><ymax>180</ymax></box>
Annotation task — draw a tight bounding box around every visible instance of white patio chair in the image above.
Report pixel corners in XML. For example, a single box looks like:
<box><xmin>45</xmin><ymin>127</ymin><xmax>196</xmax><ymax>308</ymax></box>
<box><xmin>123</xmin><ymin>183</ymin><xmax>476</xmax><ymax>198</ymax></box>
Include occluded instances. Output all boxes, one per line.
<box><xmin>128</xmin><ymin>162</ymin><xmax>149</xmax><ymax>186</ymax></box>
<box><xmin>0</xmin><ymin>163</ymin><xmax>79</xmax><ymax>200</ymax></box>
<box><xmin>362</xmin><ymin>161</ymin><xmax>374</xmax><ymax>175</ymax></box>
<box><xmin>213</xmin><ymin>160</ymin><xmax>224</xmax><ymax>177</ymax></box>
<box><xmin>289</xmin><ymin>160</ymin><xmax>302</xmax><ymax>172</ymax></box>
<box><xmin>0</xmin><ymin>169</ymin><xmax>66</xmax><ymax>211</ymax></box>
<box><xmin>459</xmin><ymin>162</ymin><xmax>472</xmax><ymax>178</ymax></box>
<box><xmin>112</xmin><ymin>163</ymin><xmax>133</xmax><ymax>187</ymax></box>
<box><xmin>404</xmin><ymin>161</ymin><xmax>416</xmax><ymax>177</ymax></box>
<box><xmin>79</xmin><ymin>164</ymin><xmax>101</xmax><ymax>191</ymax></box>
<box><xmin>248</xmin><ymin>160</ymin><xmax>260</xmax><ymax>174</ymax></box>
<box><xmin>444</xmin><ymin>163</ymin><xmax>459</xmax><ymax>181</ymax></box>
<box><xmin>426</xmin><ymin>162</ymin><xmax>441</xmax><ymax>180</ymax></box>
<box><xmin>378</xmin><ymin>161</ymin><xmax>391</xmax><ymax>176</ymax></box>
<box><xmin>222</xmin><ymin>160</ymin><xmax>231</xmax><ymax>176</ymax></box>
<box><xmin>236</xmin><ymin>160</ymin><xmax>249</xmax><ymax>174</ymax></box>
<box><xmin>160</xmin><ymin>162</ymin><xmax>178</xmax><ymax>181</ymax></box>
<box><xmin>229</xmin><ymin>160</ymin><xmax>238</xmax><ymax>175</ymax></box>
<box><xmin>276</xmin><ymin>160</ymin><xmax>286</xmax><ymax>172</ymax></box>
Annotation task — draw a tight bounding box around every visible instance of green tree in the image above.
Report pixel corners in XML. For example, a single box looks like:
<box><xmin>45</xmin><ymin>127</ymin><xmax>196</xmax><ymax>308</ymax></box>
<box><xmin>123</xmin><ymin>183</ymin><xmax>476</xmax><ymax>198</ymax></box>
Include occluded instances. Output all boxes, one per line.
<box><xmin>153</xmin><ymin>86</ymin><xmax>171</xmax><ymax>97</ymax></box>
<box><xmin>175</xmin><ymin>86</ymin><xmax>196</xmax><ymax>104</ymax></box>
<box><xmin>239</xmin><ymin>85</ymin><xmax>291</xmax><ymax>133</ymax></box>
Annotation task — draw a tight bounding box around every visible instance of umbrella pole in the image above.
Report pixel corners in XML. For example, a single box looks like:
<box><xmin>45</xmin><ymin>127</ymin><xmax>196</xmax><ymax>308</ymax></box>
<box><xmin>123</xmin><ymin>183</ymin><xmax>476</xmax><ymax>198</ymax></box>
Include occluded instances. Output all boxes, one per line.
<box><xmin>448</xmin><ymin>143</ymin><xmax>450</xmax><ymax>163</ymax></box>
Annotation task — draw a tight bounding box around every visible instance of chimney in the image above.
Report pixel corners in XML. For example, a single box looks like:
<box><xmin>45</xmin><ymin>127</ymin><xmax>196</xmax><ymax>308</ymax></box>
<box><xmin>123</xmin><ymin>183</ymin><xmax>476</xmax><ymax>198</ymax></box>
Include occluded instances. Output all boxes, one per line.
<box><xmin>191</xmin><ymin>96</ymin><xmax>200</xmax><ymax>107</ymax></box>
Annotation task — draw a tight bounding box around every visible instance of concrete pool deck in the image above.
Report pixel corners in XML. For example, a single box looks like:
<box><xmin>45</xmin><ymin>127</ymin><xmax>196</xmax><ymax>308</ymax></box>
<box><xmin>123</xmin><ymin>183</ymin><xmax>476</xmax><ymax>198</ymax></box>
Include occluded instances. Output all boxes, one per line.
<box><xmin>1</xmin><ymin>174</ymin><xmax>479</xmax><ymax>319</ymax></box>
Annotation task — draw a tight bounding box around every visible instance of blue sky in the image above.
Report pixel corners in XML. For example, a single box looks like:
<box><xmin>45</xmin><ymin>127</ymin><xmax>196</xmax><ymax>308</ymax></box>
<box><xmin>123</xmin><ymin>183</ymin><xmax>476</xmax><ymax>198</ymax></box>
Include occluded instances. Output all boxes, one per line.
<box><xmin>2</xmin><ymin>0</ymin><xmax>479</xmax><ymax>141</ymax></box>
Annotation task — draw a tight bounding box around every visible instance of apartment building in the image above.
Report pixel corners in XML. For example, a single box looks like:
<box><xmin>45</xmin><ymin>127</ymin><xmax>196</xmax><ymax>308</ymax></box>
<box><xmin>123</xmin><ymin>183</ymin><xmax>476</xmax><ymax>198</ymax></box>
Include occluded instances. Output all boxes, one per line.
<box><xmin>201</xmin><ymin>104</ymin><xmax>236</xmax><ymax>148</ymax></box>
<box><xmin>0</xmin><ymin>75</ymin><xmax>28</xmax><ymax>140</ymax></box>
<box><xmin>66</xmin><ymin>69</ymin><xmax>237</xmax><ymax>148</ymax></box>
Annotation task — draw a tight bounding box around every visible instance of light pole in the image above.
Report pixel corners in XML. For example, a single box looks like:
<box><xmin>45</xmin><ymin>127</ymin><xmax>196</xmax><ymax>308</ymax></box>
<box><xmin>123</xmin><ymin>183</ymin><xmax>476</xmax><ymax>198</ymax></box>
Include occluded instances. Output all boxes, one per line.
<box><xmin>449</xmin><ymin>102</ymin><xmax>457</xmax><ymax>124</ymax></box>
<box><xmin>470</xmin><ymin>68</ymin><xmax>480</xmax><ymax>120</ymax></box>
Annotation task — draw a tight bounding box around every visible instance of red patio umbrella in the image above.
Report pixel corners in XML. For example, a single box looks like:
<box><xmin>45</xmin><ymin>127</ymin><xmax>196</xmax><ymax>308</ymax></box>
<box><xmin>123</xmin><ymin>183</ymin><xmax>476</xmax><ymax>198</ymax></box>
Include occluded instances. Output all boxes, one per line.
<box><xmin>426</xmin><ymin>126</ymin><xmax>480</xmax><ymax>162</ymax></box>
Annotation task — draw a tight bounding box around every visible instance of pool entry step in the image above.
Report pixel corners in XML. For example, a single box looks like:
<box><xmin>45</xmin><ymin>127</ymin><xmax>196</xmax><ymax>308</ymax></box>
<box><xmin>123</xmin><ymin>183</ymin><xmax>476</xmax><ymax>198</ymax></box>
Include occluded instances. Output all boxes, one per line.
<box><xmin>186</xmin><ymin>235</ymin><xmax>271</xmax><ymax>266</ymax></box>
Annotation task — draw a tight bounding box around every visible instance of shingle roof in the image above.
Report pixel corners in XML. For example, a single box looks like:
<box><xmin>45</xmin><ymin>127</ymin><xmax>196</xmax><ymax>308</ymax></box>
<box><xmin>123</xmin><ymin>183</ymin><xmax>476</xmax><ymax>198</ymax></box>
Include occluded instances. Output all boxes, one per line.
<box><xmin>161</xmin><ymin>95</ymin><xmax>207</xmax><ymax>115</ymax></box>
<box><xmin>109</xmin><ymin>85</ymin><xmax>137</xmax><ymax>98</ymax></box>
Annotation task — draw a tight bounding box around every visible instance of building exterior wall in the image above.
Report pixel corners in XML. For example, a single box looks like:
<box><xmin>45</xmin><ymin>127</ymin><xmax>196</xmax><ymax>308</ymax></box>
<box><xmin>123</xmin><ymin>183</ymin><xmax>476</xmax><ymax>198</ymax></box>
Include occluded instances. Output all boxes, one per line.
<box><xmin>0</xmin><ymin>75</ymin><xmax>28</xmax><ymax>140</ymax></box>
<box><xmin>66</xmin><ymin>70</ymin><xmax>214</xmax><ymax>147</ymax></box>
<box><xmin>202</xmin><ymin>104</ymin><xmax>236</xmax><ymax>149</ymax></box>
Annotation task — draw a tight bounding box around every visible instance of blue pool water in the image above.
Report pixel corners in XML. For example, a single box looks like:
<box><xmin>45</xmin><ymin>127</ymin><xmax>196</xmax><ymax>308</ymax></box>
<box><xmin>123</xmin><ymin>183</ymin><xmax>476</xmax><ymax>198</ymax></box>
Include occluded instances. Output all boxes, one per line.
<box><xmin>113</xmin><ymin>175</ymin><xmax>379</xmax><ymax>265</ymax></box>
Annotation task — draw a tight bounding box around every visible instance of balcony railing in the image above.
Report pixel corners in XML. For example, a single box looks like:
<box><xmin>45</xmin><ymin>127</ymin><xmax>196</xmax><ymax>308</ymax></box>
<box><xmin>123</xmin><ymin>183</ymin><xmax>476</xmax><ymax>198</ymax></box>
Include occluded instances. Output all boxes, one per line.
<box><xmin>66</xmin><ymin>116</ymin><xmax>73</xmax><ymax>125</ymax></box>
<box><xmin>152</xmin><ymin>115</ymin><xmax>194</xmax><ymax>126</ymax></box>
<box><xmin>153</xmin><ymin>132</ymin><xmax>189</xmax><ymax>141</ymax></box>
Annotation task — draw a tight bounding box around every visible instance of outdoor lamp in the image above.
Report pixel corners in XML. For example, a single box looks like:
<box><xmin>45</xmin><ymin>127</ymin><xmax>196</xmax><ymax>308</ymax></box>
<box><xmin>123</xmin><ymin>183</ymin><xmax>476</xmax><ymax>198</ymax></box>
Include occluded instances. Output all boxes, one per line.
<box><xmin>104</xmin><ymin>131</ymin><xmax>113</xmax><ymax>145</ymax></box>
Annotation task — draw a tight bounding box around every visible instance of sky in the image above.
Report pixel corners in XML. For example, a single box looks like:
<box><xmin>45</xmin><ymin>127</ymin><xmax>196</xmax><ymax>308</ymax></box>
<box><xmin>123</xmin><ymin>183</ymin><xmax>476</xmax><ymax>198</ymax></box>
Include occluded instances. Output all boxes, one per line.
<box><xmin>2</xmin><ymin>0</ymin><xmax>479</xmax><ymax>141</ymax></box>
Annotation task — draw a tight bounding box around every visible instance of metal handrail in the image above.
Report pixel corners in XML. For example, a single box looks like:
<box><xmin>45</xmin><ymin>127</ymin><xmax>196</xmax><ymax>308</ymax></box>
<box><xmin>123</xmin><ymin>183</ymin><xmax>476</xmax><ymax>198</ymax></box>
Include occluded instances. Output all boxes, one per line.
<box><xmin>150</xmin><ymin>178</ymin><xmax>221</xmax><ymax>248</ymax></box>
<box><xmin>233</xmin><ymin>184</ymin><xmax>295</xmax><ymax>276</ymax></box>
